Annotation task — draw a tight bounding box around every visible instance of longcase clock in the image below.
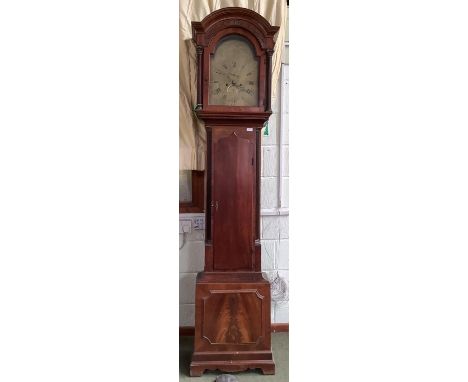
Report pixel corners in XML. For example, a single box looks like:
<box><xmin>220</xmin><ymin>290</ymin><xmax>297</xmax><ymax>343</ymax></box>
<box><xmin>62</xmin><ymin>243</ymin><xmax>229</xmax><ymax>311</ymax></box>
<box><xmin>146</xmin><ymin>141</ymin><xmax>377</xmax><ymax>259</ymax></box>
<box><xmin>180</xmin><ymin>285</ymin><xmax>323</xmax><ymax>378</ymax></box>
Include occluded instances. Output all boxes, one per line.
<box><xmin>189</xmin><ymin>7</ymin><xmax>279</xmax><ymax>377</ymax></box>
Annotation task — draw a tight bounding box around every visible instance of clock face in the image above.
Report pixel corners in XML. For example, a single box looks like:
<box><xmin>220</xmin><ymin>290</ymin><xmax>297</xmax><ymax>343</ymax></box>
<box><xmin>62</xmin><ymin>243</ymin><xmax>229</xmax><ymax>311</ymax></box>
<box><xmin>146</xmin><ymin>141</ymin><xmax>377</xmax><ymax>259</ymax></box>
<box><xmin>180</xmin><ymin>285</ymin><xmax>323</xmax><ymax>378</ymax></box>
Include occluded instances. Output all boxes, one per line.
<box><xmin>209</xmin><ymin>35</ymin><xmax>259</xmax><ymax>106</ymax></box>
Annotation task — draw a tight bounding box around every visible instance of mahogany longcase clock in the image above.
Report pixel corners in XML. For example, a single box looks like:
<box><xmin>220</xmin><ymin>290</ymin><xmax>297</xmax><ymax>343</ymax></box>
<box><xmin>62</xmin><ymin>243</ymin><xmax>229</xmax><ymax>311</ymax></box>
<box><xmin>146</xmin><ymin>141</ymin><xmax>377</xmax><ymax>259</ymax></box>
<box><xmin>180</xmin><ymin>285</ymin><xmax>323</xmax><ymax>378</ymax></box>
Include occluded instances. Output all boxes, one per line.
<box><xmin>189</xmin><ymin>8</ymin><xmax>279</xmax><ymax>377</ymax></box>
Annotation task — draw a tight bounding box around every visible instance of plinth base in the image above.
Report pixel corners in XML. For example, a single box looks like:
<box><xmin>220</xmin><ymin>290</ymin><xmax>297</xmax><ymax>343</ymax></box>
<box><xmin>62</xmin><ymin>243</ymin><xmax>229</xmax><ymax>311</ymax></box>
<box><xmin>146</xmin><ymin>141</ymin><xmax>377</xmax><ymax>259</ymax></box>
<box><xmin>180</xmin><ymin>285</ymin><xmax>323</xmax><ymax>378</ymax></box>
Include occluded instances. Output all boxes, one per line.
<box><xmin>190</xmin><ymin>358</ymin><xmax>275</xmax><ymax>377</ymax></box>
<box><xmin>190</xmin><ymin>272</ymin><xmax>275</xmax><ymax>377</ymax></box>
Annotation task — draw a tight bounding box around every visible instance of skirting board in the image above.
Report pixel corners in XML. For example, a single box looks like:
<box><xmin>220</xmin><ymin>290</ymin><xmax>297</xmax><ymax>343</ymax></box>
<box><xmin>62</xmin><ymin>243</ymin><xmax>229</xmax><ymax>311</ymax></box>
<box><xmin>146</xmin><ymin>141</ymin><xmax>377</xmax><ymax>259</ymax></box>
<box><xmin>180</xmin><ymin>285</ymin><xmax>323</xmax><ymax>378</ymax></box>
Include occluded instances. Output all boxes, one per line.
<box><xmin>180</xmin><ymin>323</ymin><xmax>289</xmax><ymax>336</ymax></box>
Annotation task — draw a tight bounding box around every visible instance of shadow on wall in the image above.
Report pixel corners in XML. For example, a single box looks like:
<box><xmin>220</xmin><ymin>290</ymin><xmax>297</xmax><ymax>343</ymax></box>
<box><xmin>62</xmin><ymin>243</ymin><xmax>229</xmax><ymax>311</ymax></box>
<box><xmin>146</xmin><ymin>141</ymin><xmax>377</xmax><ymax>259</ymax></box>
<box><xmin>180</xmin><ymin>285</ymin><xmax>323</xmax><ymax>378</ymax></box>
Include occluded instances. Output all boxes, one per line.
<box><xmin>179</xmin><ymin>273</ymin><xmax>197</xmax><ymax>305</ymax></box>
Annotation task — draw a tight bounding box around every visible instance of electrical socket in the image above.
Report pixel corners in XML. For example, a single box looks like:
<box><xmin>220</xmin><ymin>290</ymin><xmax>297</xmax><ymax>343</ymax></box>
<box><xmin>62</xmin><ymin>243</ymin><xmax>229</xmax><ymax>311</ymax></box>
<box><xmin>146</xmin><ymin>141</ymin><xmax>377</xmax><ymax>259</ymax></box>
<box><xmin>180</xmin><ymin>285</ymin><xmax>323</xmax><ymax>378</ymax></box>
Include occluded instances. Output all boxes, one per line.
<box><xmin>193</xmin><ymin>216</ymin><xmax>205</xmax><ymax>230</ymax></box>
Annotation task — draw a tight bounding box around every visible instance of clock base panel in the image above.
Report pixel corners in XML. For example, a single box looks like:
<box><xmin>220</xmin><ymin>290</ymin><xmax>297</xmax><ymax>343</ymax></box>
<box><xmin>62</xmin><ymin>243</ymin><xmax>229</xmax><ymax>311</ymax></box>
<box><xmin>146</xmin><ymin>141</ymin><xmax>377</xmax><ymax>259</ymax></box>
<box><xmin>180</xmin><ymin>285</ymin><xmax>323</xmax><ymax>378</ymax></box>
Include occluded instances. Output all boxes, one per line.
<box><xmin>190</xmin><ymin>272</ymin><xmax>275</xmax><ymax>376</ymax></box>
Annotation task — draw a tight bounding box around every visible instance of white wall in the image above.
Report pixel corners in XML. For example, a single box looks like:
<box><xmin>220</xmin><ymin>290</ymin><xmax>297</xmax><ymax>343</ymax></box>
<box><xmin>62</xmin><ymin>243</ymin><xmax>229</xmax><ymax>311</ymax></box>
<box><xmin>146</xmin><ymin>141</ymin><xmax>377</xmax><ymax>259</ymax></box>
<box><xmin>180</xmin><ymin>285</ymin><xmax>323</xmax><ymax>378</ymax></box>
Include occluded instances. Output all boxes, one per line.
<box><xmin>259</xmin><ymin>65</ymin><xmax>289</xmax><ymax>324</ymax></box>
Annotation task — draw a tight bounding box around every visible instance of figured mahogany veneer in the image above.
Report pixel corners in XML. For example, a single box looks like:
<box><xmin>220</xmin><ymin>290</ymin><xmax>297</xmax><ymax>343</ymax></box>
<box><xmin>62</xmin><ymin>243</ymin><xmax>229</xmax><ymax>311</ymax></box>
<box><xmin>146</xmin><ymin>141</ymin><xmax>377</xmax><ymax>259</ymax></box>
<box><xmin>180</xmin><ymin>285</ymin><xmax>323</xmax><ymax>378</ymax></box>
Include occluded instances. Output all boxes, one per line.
<box><xmin>189</xmin><ymin>8</ymin><xmax>279</xmax><ymax>377</ymax></box>
<box><xmin>191</xmin><ymin>272</ymin><xmax>274</xmax><ymax>377</ymax></box>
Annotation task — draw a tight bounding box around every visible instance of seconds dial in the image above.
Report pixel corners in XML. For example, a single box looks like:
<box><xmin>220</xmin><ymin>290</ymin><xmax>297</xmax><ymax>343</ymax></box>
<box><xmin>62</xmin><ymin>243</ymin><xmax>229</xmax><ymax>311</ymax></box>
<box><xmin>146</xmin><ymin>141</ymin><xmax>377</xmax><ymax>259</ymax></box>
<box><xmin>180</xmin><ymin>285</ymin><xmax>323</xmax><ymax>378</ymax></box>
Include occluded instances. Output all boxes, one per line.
<box><xmin>209</xmin><ymin>35</ymin><xmax>259</xmax><ymax>106</ymax></box>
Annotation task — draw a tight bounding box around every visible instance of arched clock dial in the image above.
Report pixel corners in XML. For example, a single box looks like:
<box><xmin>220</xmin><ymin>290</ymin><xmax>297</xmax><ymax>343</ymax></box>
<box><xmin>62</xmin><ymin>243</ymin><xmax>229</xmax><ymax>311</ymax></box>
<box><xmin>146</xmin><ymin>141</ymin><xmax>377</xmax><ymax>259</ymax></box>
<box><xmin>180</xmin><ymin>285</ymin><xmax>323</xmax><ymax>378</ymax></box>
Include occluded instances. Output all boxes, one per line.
<box><xmin>209</xmin><ymin>35</ymin><xmax>259</xmax><ymax>106</ymax></box>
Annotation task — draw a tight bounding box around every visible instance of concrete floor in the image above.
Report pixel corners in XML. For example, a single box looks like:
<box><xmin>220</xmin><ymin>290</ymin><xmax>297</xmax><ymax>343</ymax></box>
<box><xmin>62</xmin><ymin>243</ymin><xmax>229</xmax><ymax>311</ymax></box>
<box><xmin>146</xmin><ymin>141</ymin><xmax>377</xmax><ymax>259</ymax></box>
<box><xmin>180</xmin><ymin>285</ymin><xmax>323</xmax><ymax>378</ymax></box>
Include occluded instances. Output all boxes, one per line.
<box><xmin>179</xmin><ymin>333</ymin><xmax>289</xmax><ymax>381</ymax></box>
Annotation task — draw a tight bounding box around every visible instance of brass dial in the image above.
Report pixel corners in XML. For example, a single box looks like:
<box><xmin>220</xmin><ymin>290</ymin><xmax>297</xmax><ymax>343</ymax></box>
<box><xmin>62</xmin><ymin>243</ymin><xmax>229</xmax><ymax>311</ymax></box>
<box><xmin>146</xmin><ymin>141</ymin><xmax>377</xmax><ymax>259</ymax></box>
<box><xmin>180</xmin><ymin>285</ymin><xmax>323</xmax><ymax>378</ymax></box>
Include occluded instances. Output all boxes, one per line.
<box><xmin>209</xmin><ymin>35</ymin><xmax>259</xmax><ymax>106</ymax></box>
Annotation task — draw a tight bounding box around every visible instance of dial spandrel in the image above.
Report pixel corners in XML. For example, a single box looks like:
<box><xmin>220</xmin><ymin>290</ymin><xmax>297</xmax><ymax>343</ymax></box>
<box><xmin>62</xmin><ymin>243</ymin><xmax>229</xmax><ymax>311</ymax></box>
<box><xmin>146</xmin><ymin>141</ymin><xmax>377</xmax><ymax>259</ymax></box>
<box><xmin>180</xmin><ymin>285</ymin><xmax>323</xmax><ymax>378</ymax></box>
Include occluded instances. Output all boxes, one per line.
<box><xmin>209</xmin><ymin>35</ymin><xmax>259</xmax><ymax>106</ymax></box>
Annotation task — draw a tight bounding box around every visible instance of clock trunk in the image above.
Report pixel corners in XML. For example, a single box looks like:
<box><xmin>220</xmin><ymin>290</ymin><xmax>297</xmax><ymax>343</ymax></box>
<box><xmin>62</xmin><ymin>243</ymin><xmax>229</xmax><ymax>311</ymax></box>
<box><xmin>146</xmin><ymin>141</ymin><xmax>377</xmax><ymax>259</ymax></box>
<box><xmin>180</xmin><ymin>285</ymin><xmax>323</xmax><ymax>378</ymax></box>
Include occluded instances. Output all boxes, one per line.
<box><xmin>212</xmin><ymin>126</ymin><xmax>256</xmax><ymax>271</ymax></box>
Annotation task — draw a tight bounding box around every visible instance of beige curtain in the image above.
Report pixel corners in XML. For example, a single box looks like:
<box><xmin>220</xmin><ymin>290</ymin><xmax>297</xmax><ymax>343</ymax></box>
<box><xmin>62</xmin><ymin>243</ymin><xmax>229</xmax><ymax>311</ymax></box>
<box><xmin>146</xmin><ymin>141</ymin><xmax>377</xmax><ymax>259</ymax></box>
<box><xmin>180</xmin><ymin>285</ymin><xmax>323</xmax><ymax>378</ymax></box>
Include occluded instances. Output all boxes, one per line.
<box><xmin>179</xmin><ymin>0</ymin><xmax>287</xmax><ymax>170</ymax></box>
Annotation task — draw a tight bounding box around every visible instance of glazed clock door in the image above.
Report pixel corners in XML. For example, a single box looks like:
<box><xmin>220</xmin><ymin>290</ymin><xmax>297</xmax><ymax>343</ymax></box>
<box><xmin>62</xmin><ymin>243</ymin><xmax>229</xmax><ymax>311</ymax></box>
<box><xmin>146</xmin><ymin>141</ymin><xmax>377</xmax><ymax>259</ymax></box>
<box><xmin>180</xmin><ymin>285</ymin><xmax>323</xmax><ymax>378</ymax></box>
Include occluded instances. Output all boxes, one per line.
<box><xmin>212</xmin><ymin>127</ymin><xmax>256</xmax><ymax>271</ymax></box>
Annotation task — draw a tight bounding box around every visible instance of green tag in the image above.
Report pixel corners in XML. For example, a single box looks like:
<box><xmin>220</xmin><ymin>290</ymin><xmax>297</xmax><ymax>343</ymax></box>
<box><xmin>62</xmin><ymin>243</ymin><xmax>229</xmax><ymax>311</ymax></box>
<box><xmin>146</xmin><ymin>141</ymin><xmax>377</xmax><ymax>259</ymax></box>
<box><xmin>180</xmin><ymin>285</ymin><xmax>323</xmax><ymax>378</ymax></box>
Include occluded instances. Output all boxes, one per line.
<box><xmin>263</xmin><ymin>121</ymin><xmax>269</xmax><ymax>136</ymax></box>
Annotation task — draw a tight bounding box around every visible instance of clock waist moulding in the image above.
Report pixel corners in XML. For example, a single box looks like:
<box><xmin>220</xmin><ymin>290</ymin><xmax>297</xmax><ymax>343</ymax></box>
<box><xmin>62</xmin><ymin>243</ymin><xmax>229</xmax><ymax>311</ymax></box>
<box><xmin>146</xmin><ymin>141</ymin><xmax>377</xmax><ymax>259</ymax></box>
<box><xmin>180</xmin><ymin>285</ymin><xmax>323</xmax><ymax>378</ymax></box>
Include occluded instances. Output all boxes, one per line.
<box><xmin>189</xmin><ymin>7</ymin><xmax>279</xmax><ymax>377</ymax></box>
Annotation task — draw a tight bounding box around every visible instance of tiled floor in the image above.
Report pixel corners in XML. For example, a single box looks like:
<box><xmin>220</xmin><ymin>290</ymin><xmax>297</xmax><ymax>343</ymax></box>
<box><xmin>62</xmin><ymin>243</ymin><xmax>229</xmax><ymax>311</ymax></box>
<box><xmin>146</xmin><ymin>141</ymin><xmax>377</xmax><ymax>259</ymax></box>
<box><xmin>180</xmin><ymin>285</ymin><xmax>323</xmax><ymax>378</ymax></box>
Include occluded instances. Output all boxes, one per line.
<box><xmin>179</xmin><ymin>333</ymin><xmax>289</xmax><ymax>381</ymax></box>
